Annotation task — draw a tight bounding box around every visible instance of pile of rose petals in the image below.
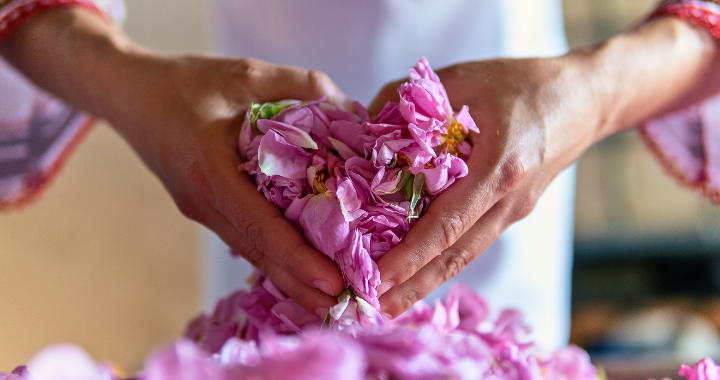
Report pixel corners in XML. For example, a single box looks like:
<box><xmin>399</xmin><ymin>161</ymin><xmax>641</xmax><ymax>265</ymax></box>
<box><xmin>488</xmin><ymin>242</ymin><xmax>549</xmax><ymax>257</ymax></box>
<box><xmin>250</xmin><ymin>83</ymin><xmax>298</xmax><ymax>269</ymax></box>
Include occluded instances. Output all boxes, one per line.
<box><xmin>2</xmin><ymin>58</ymin><xmax>717</xmax><ymax>380</ymax></box>
<box><xmin>238</xmin><ymin>57</ymin><xmax>477</xmax><ymax>311</ymax></box>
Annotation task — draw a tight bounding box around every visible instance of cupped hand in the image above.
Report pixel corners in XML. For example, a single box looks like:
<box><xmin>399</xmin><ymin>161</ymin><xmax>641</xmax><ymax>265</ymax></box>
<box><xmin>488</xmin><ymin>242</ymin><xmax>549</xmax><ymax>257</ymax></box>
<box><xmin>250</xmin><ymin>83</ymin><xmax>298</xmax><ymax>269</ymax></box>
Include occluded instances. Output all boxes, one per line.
<box><xmin>105</xmin><ymin>53</ymin><xmax>349</xmax><ymax>317</ymax></box>
<box><xmin>367</xmin><ymin>57</ymin><xmax>602</xmax><ymax>317</ymax></box>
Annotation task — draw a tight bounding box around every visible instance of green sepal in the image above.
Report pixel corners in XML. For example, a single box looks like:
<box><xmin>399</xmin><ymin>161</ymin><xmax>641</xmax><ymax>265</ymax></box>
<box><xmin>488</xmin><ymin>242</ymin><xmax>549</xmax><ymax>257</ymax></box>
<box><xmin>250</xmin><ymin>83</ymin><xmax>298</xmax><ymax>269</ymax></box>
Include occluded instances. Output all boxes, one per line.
<box><xmin>248</xmin><ymin>101</ymin><xmax>296</xmax><ymax>124</ymax></box>
<box><xmin>408</xmin><ymin>172</ymin><xmax>425</xmax><ymax>219</ymax></box>
<box><xmin>402</xmin><ymin>173</ymin><xmax>415</xmax><ymax>200</ymax></box>
<box><xmin>376</xmin><ymin>167</ymin><xmax>412</xmax><ymax>195</ymax></box>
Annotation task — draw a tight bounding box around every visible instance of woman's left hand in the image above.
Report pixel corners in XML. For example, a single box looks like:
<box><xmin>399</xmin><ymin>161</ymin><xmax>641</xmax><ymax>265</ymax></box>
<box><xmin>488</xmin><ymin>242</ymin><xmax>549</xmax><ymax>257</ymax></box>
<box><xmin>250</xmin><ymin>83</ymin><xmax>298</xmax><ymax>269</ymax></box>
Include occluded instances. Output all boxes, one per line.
<box><xmin>369</xmin><ymin>16</ymin><xmax>720</xmax><ymax>317</ymax></box>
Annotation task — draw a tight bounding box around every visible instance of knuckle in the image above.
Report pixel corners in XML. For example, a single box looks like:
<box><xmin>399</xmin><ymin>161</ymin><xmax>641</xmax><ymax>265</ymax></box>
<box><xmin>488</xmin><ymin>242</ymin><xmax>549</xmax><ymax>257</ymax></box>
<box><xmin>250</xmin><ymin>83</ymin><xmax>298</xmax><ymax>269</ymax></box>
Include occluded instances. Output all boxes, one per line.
<box><xmin>440</xmin><ymin>248</ymin><xmax>473</xmax><ymax>282</ymax></box>
<box><xmin>239</xmin><ymin>217</ymin><xmax>268</xmax><ymax>251</ymax></box>
<box><xmin>237</xmin><ymin>58</ymin><xmax>263</xmax><ymax>83</ymax></box>
<box><xmin>496</xmin><ymin>154</ymin><xmax>526</xmax><ymax>194</ymax></box>
<box><xmin>175</xmin><ymin>197</ymin><xmax>200</xmax><ymax>221</ymax></box>
<box><xmin>399</xmin><ymin>288</ymin><xmax>424</xmax><ymax>315</ymax></box>
<box><xmin>508</xmin><ymin>195</ymin><xmax>539</xmax><ymax>223</ymax></box>
<box><xmin>439</xmin><ymin>212</ymin><xmax>467</xmax><ymax>247</ymax></box>
<box><xmin>241</xmin><ymin>248</ymin><xmax>264</xmax><ymax>269</ymax></box>
<box><xmin>306</xmin><ymin>69</ymin><xmax>330</xmax><ymax>94</ymax></box>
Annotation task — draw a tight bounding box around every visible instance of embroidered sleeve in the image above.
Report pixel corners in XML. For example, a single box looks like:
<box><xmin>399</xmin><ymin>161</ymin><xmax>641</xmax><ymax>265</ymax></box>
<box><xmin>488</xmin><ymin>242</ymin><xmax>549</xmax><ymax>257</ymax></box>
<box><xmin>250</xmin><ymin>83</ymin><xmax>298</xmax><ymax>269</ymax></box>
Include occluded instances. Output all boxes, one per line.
<box><xmin>640</xmin><ymin>0</ymin><xmax>720</xmax><ymax>204</ymax></box>
<box><xmin>0</xmin><ymin>0</ymin><xmax>124</xmax><ymax>210</ymax></box>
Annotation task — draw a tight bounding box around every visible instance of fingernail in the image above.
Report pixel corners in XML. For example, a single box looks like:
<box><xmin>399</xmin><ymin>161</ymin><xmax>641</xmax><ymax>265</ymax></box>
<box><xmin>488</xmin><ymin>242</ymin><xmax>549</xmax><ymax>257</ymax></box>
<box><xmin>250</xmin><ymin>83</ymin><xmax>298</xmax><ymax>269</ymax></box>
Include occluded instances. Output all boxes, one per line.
<box><xmin>315</xmin><ymin>307</ymin><xmax>330</xmax><ymax>319</ymax></box>
<box><xmin>313</xmin><ymin>280</ymin><xmax>335</xmax><ymax>296</ymax></box>
<box><xmin>377</xmin><ymin>281</ymin><xmax>395</xmax><ymax>296</ymax></box>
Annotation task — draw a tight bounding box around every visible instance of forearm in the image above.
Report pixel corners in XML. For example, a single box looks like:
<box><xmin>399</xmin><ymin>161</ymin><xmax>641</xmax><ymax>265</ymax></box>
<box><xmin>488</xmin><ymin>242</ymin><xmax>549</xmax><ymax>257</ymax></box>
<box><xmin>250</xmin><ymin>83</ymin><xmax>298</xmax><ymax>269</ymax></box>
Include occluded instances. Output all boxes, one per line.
<box><xmin>577</xmin><ymin>16</ymin><xmax>720</xmax><ymax>142</ymax></box>
<box><xmin>0</xmin><ymin>7</ymin><xmax>137</xmax><ymax>119</ymax></box>
<box><xmin>0</xmin><ymin>7</ymin><xmax>186</xmax><ymax>168</ymax></box>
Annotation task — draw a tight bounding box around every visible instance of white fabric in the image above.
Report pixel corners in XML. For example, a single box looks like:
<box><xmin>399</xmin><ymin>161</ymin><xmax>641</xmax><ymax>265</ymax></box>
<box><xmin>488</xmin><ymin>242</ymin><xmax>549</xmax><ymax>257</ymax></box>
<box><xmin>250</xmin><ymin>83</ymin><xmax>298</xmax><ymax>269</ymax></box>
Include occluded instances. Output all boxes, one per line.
<box><xmin>203</xmin><ymin>0</ymin><xmax>576</xmax><ymax>350</ymax></box>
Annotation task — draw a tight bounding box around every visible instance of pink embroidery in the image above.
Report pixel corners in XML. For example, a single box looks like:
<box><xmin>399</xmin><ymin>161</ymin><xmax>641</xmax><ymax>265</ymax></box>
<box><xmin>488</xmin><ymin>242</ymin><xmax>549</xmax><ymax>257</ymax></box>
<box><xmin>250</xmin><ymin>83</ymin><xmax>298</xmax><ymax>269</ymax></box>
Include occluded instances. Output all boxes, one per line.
<box><xmin>0</xmin><ymin>0</ymin><xmax>107</xmax><ymax>43</ymax></box>
<box><xmin>640</xmin><ymin>0</ymin><xmax>720</xmax><ymax>203</ymax></box>
<box><xmin>653</xmin><ymin>1</ymin><xmax>720</xmax><ymax>39</ymax></box>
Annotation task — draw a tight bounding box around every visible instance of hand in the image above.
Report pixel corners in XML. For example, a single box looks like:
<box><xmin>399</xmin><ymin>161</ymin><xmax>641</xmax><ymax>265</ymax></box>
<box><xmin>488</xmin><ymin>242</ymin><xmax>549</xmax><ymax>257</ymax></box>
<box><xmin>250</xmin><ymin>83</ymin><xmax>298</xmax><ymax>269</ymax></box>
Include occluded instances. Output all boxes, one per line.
<box><xmin>368</xmin><ymin>17</ymin><xmax>720</xmax><ymax>317</ymax></box>
<box><xmin>1</xmin><ymin>8</ymin><xmax>348</xmax><ymax>317</ymax></box>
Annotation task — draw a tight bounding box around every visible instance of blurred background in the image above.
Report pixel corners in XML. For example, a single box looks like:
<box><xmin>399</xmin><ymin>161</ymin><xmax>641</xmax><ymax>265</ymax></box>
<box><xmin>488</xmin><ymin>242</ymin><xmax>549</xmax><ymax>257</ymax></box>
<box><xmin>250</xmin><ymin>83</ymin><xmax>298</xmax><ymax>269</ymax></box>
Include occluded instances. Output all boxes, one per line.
<box><xmin>1</xmin><ymin>0</ymin><xmax>719</xmax><ymax>378</ymax></box>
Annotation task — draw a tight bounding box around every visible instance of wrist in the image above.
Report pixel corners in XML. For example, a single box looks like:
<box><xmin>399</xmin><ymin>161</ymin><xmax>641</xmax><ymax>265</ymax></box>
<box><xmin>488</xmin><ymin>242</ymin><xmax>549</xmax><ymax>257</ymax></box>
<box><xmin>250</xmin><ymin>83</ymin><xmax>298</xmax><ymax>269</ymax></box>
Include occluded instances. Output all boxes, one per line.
<box><xmin>570</xmin><ymin>16</ymin><xmax>720</xmax><ymax>141</ymax></box>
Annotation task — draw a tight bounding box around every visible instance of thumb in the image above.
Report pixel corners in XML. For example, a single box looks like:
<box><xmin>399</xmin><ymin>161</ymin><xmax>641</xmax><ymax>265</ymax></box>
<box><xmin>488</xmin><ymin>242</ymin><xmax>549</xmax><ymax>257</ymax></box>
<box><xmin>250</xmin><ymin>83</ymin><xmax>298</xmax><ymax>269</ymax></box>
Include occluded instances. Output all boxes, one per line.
<box><xmin>367</xmin><ymin>78</ymin><xmax>404</xmax><ymax>117</ymax></box>
<box><xmin>252</xmin><ymin>61</ymin><xmax>351</xmax><ymax>108</ymax></box>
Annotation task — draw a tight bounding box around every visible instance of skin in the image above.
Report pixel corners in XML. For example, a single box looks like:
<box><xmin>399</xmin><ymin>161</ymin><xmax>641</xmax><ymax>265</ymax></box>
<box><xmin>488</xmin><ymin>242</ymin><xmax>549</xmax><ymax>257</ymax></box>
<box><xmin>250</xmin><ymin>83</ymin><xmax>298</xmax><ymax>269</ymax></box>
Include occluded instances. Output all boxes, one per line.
<box><xmin>2</xmin><ymin>8</ymin><xmax>720</xmax><ymax>319</ymax></box>
<box><xmin>369</xmin><ymin>17</ymin><xmax>720</xmax><ymax>317</ymax></box>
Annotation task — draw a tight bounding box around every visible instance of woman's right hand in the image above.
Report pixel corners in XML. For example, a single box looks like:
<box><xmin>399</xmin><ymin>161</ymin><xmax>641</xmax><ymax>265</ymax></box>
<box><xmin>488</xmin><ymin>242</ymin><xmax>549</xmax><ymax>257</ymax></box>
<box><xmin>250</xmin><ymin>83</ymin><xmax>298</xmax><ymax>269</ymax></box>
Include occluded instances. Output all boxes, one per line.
<box><xmin>1</xmin><ymin>7</ymin><xmax>348</xmax><ymax>317</ymax></box>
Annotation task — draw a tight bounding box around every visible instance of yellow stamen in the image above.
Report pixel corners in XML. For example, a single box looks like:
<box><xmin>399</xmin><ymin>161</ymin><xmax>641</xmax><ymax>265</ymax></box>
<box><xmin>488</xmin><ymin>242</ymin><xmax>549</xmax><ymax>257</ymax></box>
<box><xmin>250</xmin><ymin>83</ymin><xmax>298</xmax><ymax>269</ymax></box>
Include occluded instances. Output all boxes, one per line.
<box><xmin>314</xmin><ymin>173</ymin><xmax>328</xmax><ymax>193</ymax></box>
<box><xmin>442</xmin><ymin>121</ymin><xmax>467</xmax><ymax>156</ymax></box>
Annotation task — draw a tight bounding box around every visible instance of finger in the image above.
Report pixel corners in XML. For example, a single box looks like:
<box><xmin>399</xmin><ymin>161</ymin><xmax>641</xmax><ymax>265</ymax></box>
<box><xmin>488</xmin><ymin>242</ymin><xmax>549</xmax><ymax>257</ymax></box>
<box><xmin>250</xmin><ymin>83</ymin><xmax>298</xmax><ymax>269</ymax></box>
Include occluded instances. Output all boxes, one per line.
<box><xmin>375</xmin><ymin>147</ymin><xmax>523</xmax><ymax>296</ymax></box>
<box><xmin>203</xmin><ymin>142</ymin><xmax>346</xmax><ymax>297</ymax></box>
<box><xmin>379</xmin><ymin>200</ymin><xmax>510</xmax><ymax>317</ymax></box>
<box><xmin>245</xmin><ymin>60</ymin><xmax>351</xmax><ymax>108</ymax></box>
<box><xmin>198</xmin><ymin>200</ymin><xmax>338</xmax><ymax>316</ymax></box>
<box><xmin>367</xmin><ymin>78</ymin><xmax>404</xmax><ymax>117</ymax></box>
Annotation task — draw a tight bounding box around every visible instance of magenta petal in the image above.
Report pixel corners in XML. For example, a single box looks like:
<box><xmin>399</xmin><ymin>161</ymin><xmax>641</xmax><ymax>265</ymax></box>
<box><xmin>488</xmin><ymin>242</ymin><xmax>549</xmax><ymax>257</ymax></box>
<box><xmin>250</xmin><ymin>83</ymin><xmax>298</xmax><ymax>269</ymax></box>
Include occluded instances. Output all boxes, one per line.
<box><xmin>336</xmin><ymin>176</ymin><xmax>366</xmax><ymax>221</ymax></box>
<box><xmin>679</xmin><ymin>358</ymin><xmax>720</xmax><ymax>380</ymax></box>
<box><xmin>257</xmin><ymin>119</ymin><xmax>318</xmax><ymax>149</ymax></box>
<box><xmin>329</xmin><ymin>120</ymin><xmax>369</xmax><ymax>156</ymax></box>
<box><xmin>353</xmin><ymin>101</ymin><xmax>371</xmax><ymax>123</ymax></box>
<box><xmin>455</xmin><ymin>105</ymin><xmax>478</xmax><ymax>133</ymax></box>
<box><xmin>328</xmin><ymin>137</ymin><xmax>360</xmax><ymax>160</ymax></box>
<box><xmin>258</xmin><ymin>130</ymin><xmax>313</xmax><ymax>179</ymax></box>
<box><xmin>144</xmin><ymin>340</ymin><xmax>224</xmax><ymax>380</ymax></box>
<box><xmin>542</xmin><ymin>346</ymin><xmax>599</xmax><ymax>380</ymax></box>
<box><xmin>299</xmin><ymin>195</ymin><xmax>351</xmax><ymax>260</ymax></box>
<box><xmin>0</xmin><ymin>373</ymin><xmax>24</xmax><ymax>380</ymax></box>
<box><xmin>372</xmin><ymin>101</ymin><xmax>406</xmax><ymax>125</ymax></box>
<box><xmin>219</xmin><ymin>338</ymin><xmax>260</xmax><ymax>366</ymax></box>
<box><xmin>271</xmin><ymin>298</ymin><xmax>321</xmax><ymax>334</ymax></box>
<box><xmin>277</xmin><ymin>107</ymin><xmax>314</xmax><ymax>133</ymax></box>
<box><xmin>410</xmin><ymin>154</ymin><xmax>468</xmax><ymax>195</ymax></box>
<box><xmin>236</xmin><ymin>332</ymin><xmax>366</xmax><ymax>380</ymax></box>
<box><xmin>337</xmin><ymin>229</ymin><xmax>380</xmax><ymax>309</ymax></box>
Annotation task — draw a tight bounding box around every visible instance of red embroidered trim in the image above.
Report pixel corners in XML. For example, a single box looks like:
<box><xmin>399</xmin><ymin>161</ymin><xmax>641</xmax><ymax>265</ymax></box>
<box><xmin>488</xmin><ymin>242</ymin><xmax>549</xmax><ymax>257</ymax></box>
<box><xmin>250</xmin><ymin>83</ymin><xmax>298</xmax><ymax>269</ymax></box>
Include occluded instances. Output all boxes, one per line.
<box><xmin>0</xmin><ymin>0</ymin><xmax>107</xmax><ymax>43</ymax></box>
<box><xmin>0</xmin><ymin>117</ymin><xmax>96</xmax><ymax>212</ymax></box>
<box><xmin>652</xmin><ymin>2</ymin><xmax>720</xmax><ymax>39</ymax></box>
